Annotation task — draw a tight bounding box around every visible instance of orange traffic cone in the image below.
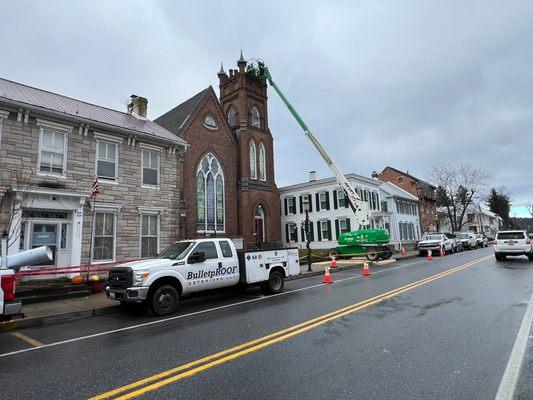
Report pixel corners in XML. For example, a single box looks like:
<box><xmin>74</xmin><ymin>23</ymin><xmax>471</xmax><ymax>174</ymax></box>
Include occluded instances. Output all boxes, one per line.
<box><xmin>323</xmin><ymin>266</ymin><xmax>333</xmax><ymax>284</ymax></box>
<box><xmin>440</xmin><ymin>248</ymin><xmax>445</xmax><ymax>257</ymax></box>
<box><xmin>330</xmin><ymin>256</ymin><xmax>337</xmax><ymax>269</ymax></box>
<box><xmin>363</xmin><ymin>261</ymin><xmax>371</xmax><ymax>276</ymax></box>
<box><xmin>401</xmin><ymin>247</ymin><xmax>407</xmax><ymax>256</ymax></box>
<box><xmin>427</xmin><ymin>250</ymin><xmax>433</xmax><ymax>261</ymax></box>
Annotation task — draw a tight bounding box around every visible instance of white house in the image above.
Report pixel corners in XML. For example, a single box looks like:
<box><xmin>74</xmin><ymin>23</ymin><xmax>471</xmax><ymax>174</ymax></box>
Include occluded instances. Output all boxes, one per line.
<box><xmin>279</xmin><ymin>172</ymin><xmax>420</xmax><ymax>250</ymax></box>
<box><xmin>437</xmin><ymin>204</ymin><xmax>503</xmax><ymax>239</ymax></box>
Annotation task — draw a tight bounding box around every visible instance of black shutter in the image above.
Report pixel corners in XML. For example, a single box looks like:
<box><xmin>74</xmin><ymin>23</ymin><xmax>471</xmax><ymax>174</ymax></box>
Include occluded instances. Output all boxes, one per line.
<box><xmin>333</xmin><ymin>190</ymin><xmax>338</xmax><ymax>209</ymax></box>
<box><xmin>317</xmin><ymin>221</ymin><xmax>322</xmax><ymax>241</ymax></box>
<box><xmin>325</xmin><ymin>192</ymin><xmax>330</xmax><ymax>210</ymax></box>
<box><xmin>335</xmin><ymin>219</ymin><xmax>340</xmax><ymax>239</ymax></box>
<box><xmin>299</xmin><ymin>195</ymin><xmax>303</xmax><ymax>214</ymax></box>
<box><xmin>285</xmin><ymin>224</ymin><xmax>289</xmax><ymax>243</ymax></box>
<box><xmin>327</xmin><ymin>220</ymin><xmax>332</xmax><ymax>240</ymax></box>
<box><xmin>309</xmin><ymin>223</ymin><xmax>314</xmax><ymax>241</ymax></box>
<box><xmin>345</xmin><ymin>191</ymin><xmax>349</xmax><ymax>208</ymax></box>
<box><xmin>294</xmin><ymin>226</ymin><xmax>298</xmax><ymax>242</ymax></box>
<box><xmin>315</xmin><ymin>193</ymin><xmax>320</xmax><ymax>212</ymax></box>
<box><xmin>308</xmin><ymin>194</ymin><xmax>313</xmax><ymax>212</ymax></box>
<box><xmin>284</xmin><ymin>198</ymin><xmax>288</xmax><ymax>216</ymax></box>
<box><xmin>301</xmin><ymin>227</ymin><xmax>305</xmax><ymax>242</ymax></box>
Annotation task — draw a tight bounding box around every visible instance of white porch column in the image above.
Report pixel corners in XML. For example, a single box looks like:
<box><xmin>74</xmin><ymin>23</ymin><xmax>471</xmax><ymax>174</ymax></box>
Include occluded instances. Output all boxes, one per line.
<box><xmin>71</xmin><ymin>198</ymin><xmax>85</xmax><ymax>266</ymax></box>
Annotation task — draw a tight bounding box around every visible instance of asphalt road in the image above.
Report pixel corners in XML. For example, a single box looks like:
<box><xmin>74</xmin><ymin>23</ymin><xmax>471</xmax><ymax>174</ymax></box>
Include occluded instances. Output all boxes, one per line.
<box><xmin>1</xmin><ymin>246</ymin><xmax>533</xmax><ymax>400</ymax></box>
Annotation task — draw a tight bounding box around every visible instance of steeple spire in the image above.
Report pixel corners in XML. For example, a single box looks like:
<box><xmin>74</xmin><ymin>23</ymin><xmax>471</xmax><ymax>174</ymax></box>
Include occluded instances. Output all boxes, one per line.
<box><xmin>237</xmin><ymin>50</ymin><xmax>246</xmax><ymax>73</ymax></box>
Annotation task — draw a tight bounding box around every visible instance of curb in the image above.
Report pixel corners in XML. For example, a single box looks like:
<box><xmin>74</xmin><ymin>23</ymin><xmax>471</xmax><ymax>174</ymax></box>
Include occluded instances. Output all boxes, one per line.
<box><xmin>10</xmin><ymin>254</ymin><xmax>420</xmax><ymax>330</ymax></box>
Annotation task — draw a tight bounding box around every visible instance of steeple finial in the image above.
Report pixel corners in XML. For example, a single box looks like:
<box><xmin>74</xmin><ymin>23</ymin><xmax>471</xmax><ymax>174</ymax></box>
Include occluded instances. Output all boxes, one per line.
<box><xmin>218</xmin><ymin>62</ymin><xmax>225</xmax><ymax>75</ymax></box>
<box><xmin>238</xmin><ymin>50</ymin><xmax>245</xmax><ymax>63</ymax></box>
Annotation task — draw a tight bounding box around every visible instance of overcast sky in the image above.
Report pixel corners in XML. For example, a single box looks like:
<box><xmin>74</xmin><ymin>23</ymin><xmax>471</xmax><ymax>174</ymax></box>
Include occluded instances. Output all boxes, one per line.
<box><xmin>1</xmin><ymin>1</ymin><xmax>532</xmax><ymax>216</ymax></box>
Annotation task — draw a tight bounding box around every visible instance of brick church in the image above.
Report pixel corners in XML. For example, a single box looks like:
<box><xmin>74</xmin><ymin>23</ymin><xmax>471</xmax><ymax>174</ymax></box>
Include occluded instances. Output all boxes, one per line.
<box><xmin>155</xmin><ymin>53</ymin><xmax>281</xmax><ymax>248</ymax></box>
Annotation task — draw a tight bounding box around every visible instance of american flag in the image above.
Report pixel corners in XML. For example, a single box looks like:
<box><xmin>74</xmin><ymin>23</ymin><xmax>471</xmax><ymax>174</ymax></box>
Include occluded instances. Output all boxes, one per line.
<box><xmin>91</xmin><ymin>177</ymin><xmax>99</xmax><ymax>199</ymax></box>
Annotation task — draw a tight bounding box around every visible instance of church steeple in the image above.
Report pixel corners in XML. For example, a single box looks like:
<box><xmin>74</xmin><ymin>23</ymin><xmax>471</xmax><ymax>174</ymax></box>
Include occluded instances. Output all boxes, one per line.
<box><xmin>237</xmin><ymin>50</ymin><xmax>246</xmax><ymax>74</ymax></box>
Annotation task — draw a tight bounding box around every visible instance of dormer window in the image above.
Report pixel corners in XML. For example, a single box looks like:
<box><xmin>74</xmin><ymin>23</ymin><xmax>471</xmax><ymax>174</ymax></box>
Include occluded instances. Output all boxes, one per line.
<box><xmin>250</xmin><ymin>106</ymin><xmax>260</xmax><ymax>128</ymax></box>
<box><xmin>204</xmin><ymin>114</ymin><xmax>218</xmax><ymax>130</ymax></box>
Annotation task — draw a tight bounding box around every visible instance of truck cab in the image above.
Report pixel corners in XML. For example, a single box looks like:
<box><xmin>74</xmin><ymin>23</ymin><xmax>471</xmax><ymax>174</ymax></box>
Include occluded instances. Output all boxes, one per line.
<box><xmin>107</xmin><ymin>238</ymin><xmax>299</xmax><ymax>316</ymax></box>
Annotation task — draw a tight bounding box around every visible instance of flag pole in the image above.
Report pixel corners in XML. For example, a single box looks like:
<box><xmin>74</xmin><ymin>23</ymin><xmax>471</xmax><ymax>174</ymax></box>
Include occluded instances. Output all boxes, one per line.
<box><xmin>87</xmin><ymin>177</ymin><xmax>99</xmax><ymax>282</ymax></box>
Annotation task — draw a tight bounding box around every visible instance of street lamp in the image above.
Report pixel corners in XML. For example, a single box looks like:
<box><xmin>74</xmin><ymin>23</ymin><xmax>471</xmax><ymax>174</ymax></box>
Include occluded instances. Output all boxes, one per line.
<box><xmin>302</xmin><ymin>196</ymin><xmax>312</xmax><ymax>272</ymax></box>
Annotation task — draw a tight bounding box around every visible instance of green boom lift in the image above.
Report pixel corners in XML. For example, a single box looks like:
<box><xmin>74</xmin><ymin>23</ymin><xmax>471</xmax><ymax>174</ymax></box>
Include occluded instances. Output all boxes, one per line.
<box><xmin>246</xmin><ymin>60</ymin><xmax>392</xmax><ymax>261</ymax></box>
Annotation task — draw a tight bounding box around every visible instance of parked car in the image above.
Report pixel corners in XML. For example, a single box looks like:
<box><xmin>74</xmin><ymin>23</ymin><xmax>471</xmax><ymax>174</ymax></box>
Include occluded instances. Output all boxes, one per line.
<box><xmin>475</xmin><ymin>234</ymin><xmax>488</xmax><ymax>248</ymax></box>
<box><xmin>494</xmin><ymin>230</ymin><xmax>533</xmax><ymax>262</ymax></box>
<box><xmin>444</xmin><ymin>233</ymin><xmax>463</xmax><ymax>253</ymax></box>
<box><xmin>417</xmin><ymin>233</ymin><xmax>454</xmax><ymax>256</ymax></box>
<box><xmin>457</xmin><ymin>232</ymin><xmax>477</xmax><ymax>250</ymax></box>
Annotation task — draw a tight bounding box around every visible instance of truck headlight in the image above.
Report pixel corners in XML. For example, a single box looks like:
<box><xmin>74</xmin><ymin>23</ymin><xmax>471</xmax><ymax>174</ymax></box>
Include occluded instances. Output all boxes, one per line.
<box><xmin>133</xmin><ymin>270</ymin><xmax>150</xmax><ymax>285</ymax></box>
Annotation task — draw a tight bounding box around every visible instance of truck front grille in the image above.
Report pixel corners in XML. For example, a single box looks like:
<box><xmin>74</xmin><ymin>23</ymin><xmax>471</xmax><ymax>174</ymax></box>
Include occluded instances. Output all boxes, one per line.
<box><xmin>108</xmin><ymin>267</ymin><xmax>133</xmax><ymax>290</ymax></box>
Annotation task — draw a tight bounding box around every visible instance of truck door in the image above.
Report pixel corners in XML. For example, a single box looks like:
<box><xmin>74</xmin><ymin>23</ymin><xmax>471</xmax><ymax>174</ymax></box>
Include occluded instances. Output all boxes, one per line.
<box><xmin>186</xmin><ymin>241</ymin><xmax>223</xmax><ymax>292</ymax></box>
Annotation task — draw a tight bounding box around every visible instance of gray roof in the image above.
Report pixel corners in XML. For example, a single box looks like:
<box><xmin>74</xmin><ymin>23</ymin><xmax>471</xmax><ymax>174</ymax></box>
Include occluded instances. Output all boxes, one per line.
<box><xmin>0</xmin><ymin>77</ymin><xmax>187</xmax><ymax>147</ymax></box>
<box><xmin>154</xmin><ymin>87</ymin><xmax>210</xmax><ymax>136</ymax></box>
<box><xmin>380</xmin><ymin>181</ymin><xmax>419</xmax><ymax>201</ymax></box>
<box><xmin>279</xmin><ymin>173</ymin><xmax>381</xmax><ymax>192</ymax></box>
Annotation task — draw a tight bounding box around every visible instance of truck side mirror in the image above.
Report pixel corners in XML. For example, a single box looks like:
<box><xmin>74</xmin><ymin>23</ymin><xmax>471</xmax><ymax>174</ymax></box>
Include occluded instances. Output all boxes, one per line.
<box><xmin>188</xmin><ymin>251</ymin><xmax>206</xmax><ymax>264</ymax></box>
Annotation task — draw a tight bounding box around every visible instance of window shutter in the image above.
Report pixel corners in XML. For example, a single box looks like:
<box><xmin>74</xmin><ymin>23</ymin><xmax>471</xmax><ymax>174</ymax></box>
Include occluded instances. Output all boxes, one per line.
<box><xmin>315</xmin><ymin>193</ymin><xmax>320</xmax><ymax>212</ymax></box>
<box><xmin>285</xmin><ymin>224</ymin><xmax>289</xmax><ymax>242</ymax></box>
<box><xmin>335</xmin><ymin>219</ymin><xmax>340</xmax><ymax>239</ymax></box>
<box><xmin>284</xmin><ymin>198</ymin><xmax>288</xmax><ymax>216</ymax></box>
<box><xmin>294</xmin><ymin>227</ymin><xmax>298</xmax><ymax>242</ymax></box>
<box><xmin>327</xmin><ymin>220</ymin><xmax>332</xmax><ymax>240</ymax></box>
<box><xmin>325</xmin><ymin>192</ymin><xmax>330</xmax><ymax>210</ymax></box>
<box><xmin>292</xmin><ymin>197</ymin><xmax>297</xmax><ymax>214</ymax></box>
<box><xmin>299</xmin><ymin>195</ymin><xmax>303</xmax><ymax>214</ymax></box>
<box><xmin>346</xmin><ymin>218</ymin><xmax>351</xmax><ymax>232</ymax></box>
<box><xmin>333</xmin><ymin>190</ymin><xmax>338</xmax><ymax>209</ymax></box>
<box><xmin>317</xmin><ymin>221</ymin><xmax>322</xmax><ymax>241</ymax></box>
<box><xmin>309</xmin><ymin>223</ymin><xmax>314</xmax><ymax>241</ymax></box>
<box><xmin>308</xmin><ymin>194</ymin><xmax>313</xmax><ymax>213</ymax></box>
<box><xmin>345</xmin><ymin>191</ymin><xmax>349</xmax><ymax>208</ymax></box>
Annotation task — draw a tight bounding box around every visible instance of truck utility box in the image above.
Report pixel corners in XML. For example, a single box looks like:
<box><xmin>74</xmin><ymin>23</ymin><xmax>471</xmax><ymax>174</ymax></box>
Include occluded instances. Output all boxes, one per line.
<box><xmin>237</xmin><ymin>248</ymin><xmax>300</xmax><ymax>285</ymax></box>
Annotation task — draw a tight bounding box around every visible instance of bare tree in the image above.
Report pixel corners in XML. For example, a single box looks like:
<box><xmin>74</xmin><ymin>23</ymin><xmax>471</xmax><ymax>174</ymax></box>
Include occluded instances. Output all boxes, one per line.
<box><xmin>528</xmin><ymin>202</ymin><xmax>533</xmax><ymax>218</ymax></box>
<box><xmin>429</xmin><ymin>164</ymin><xmax>490</xmax><ymax>232</ymax></box>
<box><xmin>0</xmin><ymin>171</ymin><xmax>32</xmax><ymax>249</ymax></box>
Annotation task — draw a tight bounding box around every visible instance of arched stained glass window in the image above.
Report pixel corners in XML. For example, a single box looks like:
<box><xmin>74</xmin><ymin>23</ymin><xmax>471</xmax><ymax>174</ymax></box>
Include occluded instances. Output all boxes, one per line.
<box><xmin>249</xmin><ymin>141</ymin><xmax>257</xmax><ymax>180</ymax></box>
<box><xmin>227</xmin><ymin>106</ymin><xmax>236</xmax><ymax>127</ymax></box>
<box><xmin>197</xmin><ymin>153</ymin><xmax>225</xmax><ymax>232</ymax></box>
<box><xmin>258</xmin><ymin>142</ymin><xmax>266</xmax><ymax>181</ymax></box>
<box><xmin>251</xmin><ymin>106</ymin><xmax>260</xmax><ymax>128</ymax></box>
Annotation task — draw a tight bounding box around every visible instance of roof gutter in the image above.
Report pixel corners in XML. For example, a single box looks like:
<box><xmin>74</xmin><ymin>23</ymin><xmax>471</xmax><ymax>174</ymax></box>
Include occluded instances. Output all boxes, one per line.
<box><xmin>0</xmin><ymin>98</ymin><xmax>189</xmax><ymax>149</ymax></box>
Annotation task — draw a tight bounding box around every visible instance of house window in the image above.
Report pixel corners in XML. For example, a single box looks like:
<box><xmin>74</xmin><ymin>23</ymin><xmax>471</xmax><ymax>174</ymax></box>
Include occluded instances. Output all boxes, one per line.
<box><xmin>39</xmin><ymin>129</ymin><xmax>67</xmax><ymax>175</ymax></box>
<box><xmin>287</xmin><ymin>223</ymin><xmax>298</xmax><ymax>242</ymax></box>
<box><xmin>339</xmin><ymin>218</ymin><xmax>349</xmax><ymax>233</ymax></box>
<box><xmin>97</xmin><ymin>140</ymin><xmax>118</xmax><ymax>180</ymax></box>
<box><xmin>203</xmin><ymin>114</ymin><xmax>218</xmax><ymax>130</ymax></box>
<box><xmin>249</xmin><ymin>141</ymin><xmax>257</xmax><ymax>179</ymax></box>
<box><xmin>337</xmin><ymin>189</ymin><xmax>346</xmax><ymax>207</ymax></box>
<box><xmin>141</xmin><ymin>214</ymin><xmax>159</xmax><ymax>257</ymax></box>
<box><xmin>287</xmin><ymin>197</ymin><xmax>296</xmax><ymax>214</ymax></box>
<box><xmin>397</xmin><ymin>176</ymin><xmax>404</xmax><ymax>183</ymax></box>
<box><xmin>258</xmin><ymin>142</ymin><xmax>266</xmax><ymax>181</ymax></box>
<box><xmin>251</xmin><ymin>106</ymin><xmax>261</xmax><ymax>128</ymax></box>
<box><xmin>197</xmin><ymin>153</ymin><xmax>224</xmax><ymax>232</ymax></box>
<box><xmin>142</xmin><ymin>148</ymin><xmax>159</xmax><ymax>186</ymax></box>
<box><xmin>321</xmin><ymin>220</ymin><xmax>331</xmax><ymax>241</ymax></box>
<box><xmin>227</xmin><ymin>106</ymin><xmax>237</xmax><ymax>127</ymax></box>
<box><xmin>319</xmin><ymin>192</ymin><xmax>329</xmax><ymax>210</ymax></box>
<box><xmin>93</xmin><ymin>212</ymin><xmax>115</xmax><ymax>261</ymax></box>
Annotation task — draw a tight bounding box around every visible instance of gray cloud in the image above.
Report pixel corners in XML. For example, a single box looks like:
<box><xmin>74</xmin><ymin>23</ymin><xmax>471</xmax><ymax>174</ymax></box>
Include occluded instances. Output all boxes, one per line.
<box><xmin>1</xmin><ymin>0</ymin><xmax>532</xmax><ymax>215</ymax></box>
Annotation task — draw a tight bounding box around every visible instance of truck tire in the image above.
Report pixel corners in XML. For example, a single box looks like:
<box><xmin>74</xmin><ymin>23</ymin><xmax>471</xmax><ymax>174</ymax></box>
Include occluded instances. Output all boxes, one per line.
<box><xmin>366</xmin><ymin>250</ymin><xmax>379</xmax><ymax>262</ymax></box>
<box><xmin>149</xmin><ymin>284</ymin><xmax>179</xmax><ymax>316</ymax></box>
<box><xmin>380</xmin><ymin>249</ymin><xmax>393</xmax><ymax>260</ymax></box>
<box><xmin>260</xmin><ymin>271</ymin><xmax>284</xmax><ymax>295</ymax></box>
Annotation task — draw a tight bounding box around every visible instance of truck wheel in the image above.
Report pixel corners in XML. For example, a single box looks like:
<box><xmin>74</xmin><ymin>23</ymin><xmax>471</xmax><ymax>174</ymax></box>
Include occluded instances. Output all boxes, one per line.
<box><xmin>260</xmin><ymin>271</ymin><xmax>284</xmax><ymax>295</ymax></box>
<box><xmin>366</xmin><ymin>250</ymin><xmax>379</xmax><ymax>262</ymax></box>
<box><xmin>149</xmin><ymin>284</ymin><xmax>179</xmax><ymax>316</ymax></box>
<box><xmin>328</xmin><ymin>248</ymin><xmax>339</xmax><ymax>260</ymax></box>
<box><xmin>381</xmin><ymin>249</ymin><xmax>393</xmax><ymax>260</ymax></box>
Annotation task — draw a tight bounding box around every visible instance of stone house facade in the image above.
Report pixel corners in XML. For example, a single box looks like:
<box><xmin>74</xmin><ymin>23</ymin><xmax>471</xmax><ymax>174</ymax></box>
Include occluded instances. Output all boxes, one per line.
<box><xmin>378</xmin><ymin>166</ymin><xmax>437</xmax><ymax>233</ymax></box>
<box><xmin>0</xmin><ymin>77</ymin><xmax>187</xmax><ymax>268</ymax></box>
<box><xmin>155</xmin><ymin>53</ymin><xmax>281</xmax><ymax>248</ymax></box>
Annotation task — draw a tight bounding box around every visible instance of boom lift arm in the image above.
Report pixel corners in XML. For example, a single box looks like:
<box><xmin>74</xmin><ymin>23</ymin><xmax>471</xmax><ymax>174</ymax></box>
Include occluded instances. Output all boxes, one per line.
<box><xmin>250</xmin><ymin>61</ymin><xmax>370</xmax><ymax>229</ymax></box>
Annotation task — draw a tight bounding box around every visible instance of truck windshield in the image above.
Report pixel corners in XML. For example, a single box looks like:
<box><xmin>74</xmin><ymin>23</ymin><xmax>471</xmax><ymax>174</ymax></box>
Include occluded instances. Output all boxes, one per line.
<box><xmin>156</xmin><ymin>242</ymin><xmax>195</xmax><ymax>260</ymax></box>
<box><xmin>458</xmin><ymin>233</ymin><xmax>469</xmax><ymax>239</ymax></box>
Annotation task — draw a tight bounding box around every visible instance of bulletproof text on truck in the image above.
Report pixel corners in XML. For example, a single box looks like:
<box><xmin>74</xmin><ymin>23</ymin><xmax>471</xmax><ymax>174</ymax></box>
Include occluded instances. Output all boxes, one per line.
<box><xmin>106</xmin><ymin>238</ymin><xmax>300</xmax><ymax>316</ymax></box>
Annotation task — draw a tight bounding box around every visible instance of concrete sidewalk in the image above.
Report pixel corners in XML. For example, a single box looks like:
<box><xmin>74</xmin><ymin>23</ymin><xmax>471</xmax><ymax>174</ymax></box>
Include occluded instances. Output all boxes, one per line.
<box><xmin>7</xmin><ymin>250</ymin><xmax>419</xmax><ymax>330</ymax></box>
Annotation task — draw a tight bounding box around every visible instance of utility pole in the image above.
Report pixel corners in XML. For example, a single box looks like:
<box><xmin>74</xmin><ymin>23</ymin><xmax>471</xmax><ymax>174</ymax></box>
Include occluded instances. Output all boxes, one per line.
<box><xmin>303</xmin><ymin>196</ymin><xmax>312</xmax><ymax>272</ymax></box>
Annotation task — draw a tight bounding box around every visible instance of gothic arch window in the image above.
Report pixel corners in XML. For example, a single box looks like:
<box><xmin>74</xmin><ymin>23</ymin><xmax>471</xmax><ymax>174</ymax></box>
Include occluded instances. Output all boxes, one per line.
<box><xmin>258</xmin><ymin>142</ymin><xmax>266</xmax><ymax>181</ymax></box>
<box><xmin>250</xmin><ymin>106</ymin><xmax>261</xmax><ymax>128</ymax></box>
<box><xmin>249</xmin><ymin>140</ymin><xmax>257</xmax><ymax>180</ymax></box>
<box><xmin>227</xmin><ymin>106</ymin><xmax>236</xmax><ymax>127</ymax></box>
<box><xmin>197</xmin><ymin>153</ymin><xmax>224</xmax><ymax>232</ymax></box>
<box><xmin>203</xmin><ymin>114</ymin><xmax>218</xmax><ymax>130</ymax></box>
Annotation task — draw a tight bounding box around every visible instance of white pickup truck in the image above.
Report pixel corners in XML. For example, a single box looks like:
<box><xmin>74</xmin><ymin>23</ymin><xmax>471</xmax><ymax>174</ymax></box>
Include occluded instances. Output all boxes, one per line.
<box><xmin>0</xmin><ymin>268</ymin><xmax>21</xmax><ymax>324</ymax></box>
<box><xmin>106</xmin><ymin>238</ymin><xmax>300</xmax><ymax>316</ymax></box>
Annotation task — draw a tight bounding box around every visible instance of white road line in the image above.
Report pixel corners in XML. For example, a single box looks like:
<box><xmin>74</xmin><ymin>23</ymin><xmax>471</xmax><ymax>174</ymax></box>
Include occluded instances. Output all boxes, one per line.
<box><xmin>0</xmin><ymin>258</ymin><xmax>425</xmax><ymax>358</ymax></box>
<box><xmin>495</xmin><ymin>290</ymin><xmax>533</xmax><ymax>400</ymax></box>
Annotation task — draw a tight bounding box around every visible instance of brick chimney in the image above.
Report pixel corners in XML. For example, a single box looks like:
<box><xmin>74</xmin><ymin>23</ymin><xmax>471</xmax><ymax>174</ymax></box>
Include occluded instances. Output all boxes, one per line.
<box><xmin>371</xmin><ymin>170</ymin><xmax>379</xmax><ymax>179</ymax></box>
<box><xmin>128</xmin><ymin>95</ymin><xmax>148</xmax><ymax>118</ymax></box>
<box><xmin>309</xmin><ymin>170</ymin><xmax>317</xmax><ymax>182</ymax></box>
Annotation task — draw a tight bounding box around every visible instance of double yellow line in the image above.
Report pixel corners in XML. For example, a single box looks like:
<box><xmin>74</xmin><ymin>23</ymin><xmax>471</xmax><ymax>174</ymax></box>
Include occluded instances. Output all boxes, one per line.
<box><xmin>91</xmin><ymin>255</ymin><xmax>492</xmax><ymax>400</ymax></box>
